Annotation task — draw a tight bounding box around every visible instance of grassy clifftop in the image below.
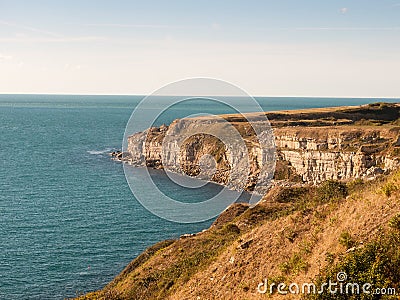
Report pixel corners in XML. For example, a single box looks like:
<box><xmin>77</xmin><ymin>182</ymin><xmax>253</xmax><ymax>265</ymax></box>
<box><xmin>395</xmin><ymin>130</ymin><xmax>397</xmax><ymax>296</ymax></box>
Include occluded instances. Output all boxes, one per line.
<box><xmin>223</xmin><ymin>102</ymin><xmax>400</xmax><ymax>127</ymax></box>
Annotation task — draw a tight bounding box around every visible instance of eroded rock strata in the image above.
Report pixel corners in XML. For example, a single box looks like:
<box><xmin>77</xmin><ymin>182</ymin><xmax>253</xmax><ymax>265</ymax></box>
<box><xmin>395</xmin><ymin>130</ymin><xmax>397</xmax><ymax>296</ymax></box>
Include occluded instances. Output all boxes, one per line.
<box><xmin>121</xmin><ymin>103</ymin><xmax>400</xmax><ymax>188</ymax></box>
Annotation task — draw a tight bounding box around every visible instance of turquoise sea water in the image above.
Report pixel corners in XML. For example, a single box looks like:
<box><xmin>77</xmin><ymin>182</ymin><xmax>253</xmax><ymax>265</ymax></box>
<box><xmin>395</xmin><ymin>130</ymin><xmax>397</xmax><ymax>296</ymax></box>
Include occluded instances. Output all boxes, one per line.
<box><xmin>0</xmin><ymin>95</ymin><xmax>398</xmax><ymax>299</ymax></box>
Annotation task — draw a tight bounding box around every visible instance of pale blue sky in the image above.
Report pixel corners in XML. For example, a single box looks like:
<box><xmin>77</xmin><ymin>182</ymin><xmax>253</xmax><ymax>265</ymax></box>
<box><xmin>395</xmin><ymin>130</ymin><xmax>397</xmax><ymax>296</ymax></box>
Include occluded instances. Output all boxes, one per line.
<box><xmin>0</xmin><ymin>0</ymin><xmax>399</xmax><ymax>96</ymax></box>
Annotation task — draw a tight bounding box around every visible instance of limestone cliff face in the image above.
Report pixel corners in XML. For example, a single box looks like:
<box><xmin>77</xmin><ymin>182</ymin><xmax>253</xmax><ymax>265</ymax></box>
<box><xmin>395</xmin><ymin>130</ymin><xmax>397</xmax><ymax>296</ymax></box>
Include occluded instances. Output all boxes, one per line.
<box><xmin>123</xmin><ymin>104</ymin><xmax>400</xmax><ymax>188</ymax></box>
<box><xmin>127</xmin><ymin>124</ymin><xmax>167</xmax><ymax>168</ymax></box>
<box><xmin>274</xmin><ymin>127</ymin><xmax>400</xmax><ymax>183</ymax></box>
<box><xmin>126</xmin><ymin>117</ymin><xmax>275</xmax><ymax>192</ymax></box>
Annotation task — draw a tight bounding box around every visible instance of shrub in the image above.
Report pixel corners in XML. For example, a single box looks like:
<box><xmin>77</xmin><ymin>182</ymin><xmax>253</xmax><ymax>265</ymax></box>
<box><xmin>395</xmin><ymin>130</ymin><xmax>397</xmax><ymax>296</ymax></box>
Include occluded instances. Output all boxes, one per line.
<box><xmin>325</xmin><ymin>252</ymin><xmax>335</xmax><ymax>264</ymax></box>
<box><xmin>389</xmin><ymin>214</ymin><xmax>400</xmax><ymax>230</ymax></box>
<box><xmin>276</xmin><ymin>187</ymin><xmax>309</xmax><ymax>203</ymax></box>
<box><xmin>222</xmin><ymin>223</ymin><xmax>241</xmax><ymax>235</ymax></box>
<box><xmin>316</xmin><ymin>180</ymin><xmax>347</xmax><ymax>203</ymax></box>
<box><xmin>279</xmin><ymin>252</ymin><xmax>309</xmax><ymax>275</ymax></box>
<box><xmin>339</xmin><ymin>231</ymin><xmax>355</xmax><ymax>249</ymax></box>
<box><xmin>381</xmin><ymin>182</ymin><xmax>397</xmax><ymax>197</ymax></box>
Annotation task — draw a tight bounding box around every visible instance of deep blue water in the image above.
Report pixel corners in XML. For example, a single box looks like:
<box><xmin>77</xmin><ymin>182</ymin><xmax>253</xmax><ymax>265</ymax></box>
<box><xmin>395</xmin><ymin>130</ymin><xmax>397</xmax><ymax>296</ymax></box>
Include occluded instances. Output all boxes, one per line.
<box><xmin>0</xmin><ymin>95</ymin><xmax>398</xmax><ymax>299</ymax></box>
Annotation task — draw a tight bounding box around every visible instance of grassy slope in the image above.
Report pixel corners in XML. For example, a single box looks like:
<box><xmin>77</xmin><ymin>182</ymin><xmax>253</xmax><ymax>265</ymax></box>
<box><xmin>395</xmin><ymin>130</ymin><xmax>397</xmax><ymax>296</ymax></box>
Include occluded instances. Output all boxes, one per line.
<box><xmin>77</xmin><ymin>171</ymin><xmax>400</xmax><ymax>300</ymax></box>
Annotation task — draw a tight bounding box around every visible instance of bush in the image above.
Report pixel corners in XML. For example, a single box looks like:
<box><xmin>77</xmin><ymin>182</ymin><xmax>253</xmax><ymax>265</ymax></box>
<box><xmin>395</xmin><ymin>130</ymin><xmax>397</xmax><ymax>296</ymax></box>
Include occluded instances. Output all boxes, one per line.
<box><xmin>381</xmin><ymin>182</ymin><xmax>397</xmax><ymax>197</ymax></box>
<box><xmin>316</xmin><ymin>180</ymin><xmax>347</xmax><ymax>203</ymax></box>
<box><xmin>339</xmin><ymin>231</ymin><xmax>355</xmax><ymax>249</ymax></box>
<box><xmin>389</xmin><ymin>214</ymin><xmax>400</xmax><ymax>230</ymax></box>
<box><xmin>222</xmin><ymin>223</ymin><xmax>241</xmax><ymax>235</ymax></box>
<box><xmin>279</xmin><ymin>252</ymin><xmax>309</xmax><ymax>275</ymax></box>
<box><xmin>275</xmin><ymin>187</ymin><xmax>309</xmax><ymax>203</ymax></box>
<box><xmin>325</xmin><ymin>252</ymin><xmax>335</xmax><ymax>264</ymax></box>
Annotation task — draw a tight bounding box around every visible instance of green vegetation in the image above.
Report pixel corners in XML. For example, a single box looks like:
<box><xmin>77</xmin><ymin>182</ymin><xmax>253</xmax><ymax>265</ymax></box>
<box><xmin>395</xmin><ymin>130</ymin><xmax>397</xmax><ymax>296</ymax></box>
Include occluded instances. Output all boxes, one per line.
<box><xmin>279</xmin><ymin>252</ymin><xmax>309</xmax><ymax>275</ymax></box>
<box><xmin>238</xmin><ymin>202</ymin><xmax>290</xmax><ymax>226</ymax></box>
<box><xmin>316</xmin><ymin>180</ymin><xmax>348</xmax><ymax>203</ymax></box>
<box><xmin>222</xmin><ymin>222</ymin><xmax>241</xmax><ymax>234</ymax></box>
<box><xmin>379</xmin><ymin>171</ymin><xmax>400</xmax><ymax>197</ymax></box>
<box><xmin>279</xmin><ymin>239</ymin><xmax>316</xmax><ymax>276</ymax></box>
<box><xmin>339</xmin><ymin>231</ymin><xmax>356</xmax><ymax>249</ymax></box>
<box><xmin>325</xmin><ymin>252</ymin><xmax>335</xmax><ymax>264</ymax></box>
<box><xmin>272</xmin><ymin>180</ymin><xmax>347</xmax><ymax>213</ymax></box>
<box><xmin>381</xmin><ymin>182</ymin><xmax>398</xmax><ymax>197</ymax></box>
<box><xmin>272</xmin><ymin>180</ymin><xmax>348</xmax><ymax>218</ymax></box>
<box><xmin>388</xmin><ymin>214</ymin><xmax>400</xmax><ymax>230</ymax></box>
<box><xmin>275</xmin><ymin>186</ymin><xmax>310</xmax><ymax>204</ymax></box>
<box><xmin>146</xmin><ymin>232</ymin><xmax>236</xmax><ymax>298</ymax></box>
<box><xmin>311</xmin><ymin>232</ymin><xmax>400</xmax><ymax>299</ymax></box>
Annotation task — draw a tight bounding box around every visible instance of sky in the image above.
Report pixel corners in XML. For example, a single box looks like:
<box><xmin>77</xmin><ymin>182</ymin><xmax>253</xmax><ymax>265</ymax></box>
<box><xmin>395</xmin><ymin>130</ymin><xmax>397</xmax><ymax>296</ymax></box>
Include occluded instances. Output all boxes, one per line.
<box><xmin>0</xmin><ymin>0</ymin><xmax>399</xmax><ymax>97</ymax></box>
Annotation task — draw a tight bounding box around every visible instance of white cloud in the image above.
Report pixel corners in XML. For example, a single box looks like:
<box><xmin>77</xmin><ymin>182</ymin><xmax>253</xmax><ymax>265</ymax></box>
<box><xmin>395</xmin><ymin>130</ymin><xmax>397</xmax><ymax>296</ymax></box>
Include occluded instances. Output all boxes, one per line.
<box><xmin>340</xmin><ymin>7</ymin><xmax>348</xmax><ymax>14</ymax></box>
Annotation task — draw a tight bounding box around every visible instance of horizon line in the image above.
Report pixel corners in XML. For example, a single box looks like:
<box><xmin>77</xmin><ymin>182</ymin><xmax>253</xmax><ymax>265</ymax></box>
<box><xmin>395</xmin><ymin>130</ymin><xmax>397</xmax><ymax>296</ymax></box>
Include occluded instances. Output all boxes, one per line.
<box><xmin>0</xmin><ymin>92</ymin><xmax>399</xmax><ymax>99</ymax></box>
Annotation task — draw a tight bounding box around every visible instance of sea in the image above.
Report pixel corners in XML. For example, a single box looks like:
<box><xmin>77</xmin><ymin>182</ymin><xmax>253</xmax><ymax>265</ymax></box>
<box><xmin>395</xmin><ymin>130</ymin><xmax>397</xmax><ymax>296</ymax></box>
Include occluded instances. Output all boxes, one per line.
<box><xmin>0</xmin><ymin>95</ymin><xmax>398</xmax><ymax>299</ymax></box>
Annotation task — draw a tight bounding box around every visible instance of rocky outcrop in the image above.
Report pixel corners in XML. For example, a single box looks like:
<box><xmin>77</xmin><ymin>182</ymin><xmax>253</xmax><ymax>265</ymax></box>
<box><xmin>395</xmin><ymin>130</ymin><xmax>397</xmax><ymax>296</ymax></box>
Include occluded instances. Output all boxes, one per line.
<box><xmin>121</xmin><ymin>103</ymin><xmax>400</xmax><ymax>189</ymax></box>
<box><xmin>125</xmin><ymin>117</ymin><xmax>275</xmax><ymax>193</ymax></box>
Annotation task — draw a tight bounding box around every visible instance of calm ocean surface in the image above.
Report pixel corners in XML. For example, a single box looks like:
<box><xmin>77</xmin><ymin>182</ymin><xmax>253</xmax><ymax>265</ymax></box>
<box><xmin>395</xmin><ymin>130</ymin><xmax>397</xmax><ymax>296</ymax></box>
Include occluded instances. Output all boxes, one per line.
<box><xmin>0</xmin><ymin>95</ymin><xmax>398</xmax><ymax>299</ymax></box>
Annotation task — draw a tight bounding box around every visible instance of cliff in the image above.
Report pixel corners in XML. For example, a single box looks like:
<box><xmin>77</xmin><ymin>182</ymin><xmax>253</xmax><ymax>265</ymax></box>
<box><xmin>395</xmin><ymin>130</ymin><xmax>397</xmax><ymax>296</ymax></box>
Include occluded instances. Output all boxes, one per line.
<box><xmin>121</xmin><ymin>103</ymin><xmax>400</xmax><ymax>188</ymax></box>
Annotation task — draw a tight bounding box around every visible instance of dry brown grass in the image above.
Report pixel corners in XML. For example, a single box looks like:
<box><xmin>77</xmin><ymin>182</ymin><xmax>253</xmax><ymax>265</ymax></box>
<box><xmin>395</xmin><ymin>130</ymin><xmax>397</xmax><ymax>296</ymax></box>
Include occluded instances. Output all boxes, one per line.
<box><xmin>76</xmin><ymin>170</ymin><xmax>400</xmax><ymax>300</ymax></box>
<box><xmin>169</xmin><ymin>173</ymin><xmax>400</xmax><ymax>300</ymax></box>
